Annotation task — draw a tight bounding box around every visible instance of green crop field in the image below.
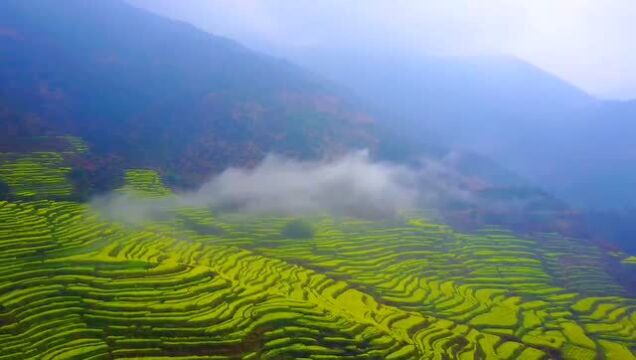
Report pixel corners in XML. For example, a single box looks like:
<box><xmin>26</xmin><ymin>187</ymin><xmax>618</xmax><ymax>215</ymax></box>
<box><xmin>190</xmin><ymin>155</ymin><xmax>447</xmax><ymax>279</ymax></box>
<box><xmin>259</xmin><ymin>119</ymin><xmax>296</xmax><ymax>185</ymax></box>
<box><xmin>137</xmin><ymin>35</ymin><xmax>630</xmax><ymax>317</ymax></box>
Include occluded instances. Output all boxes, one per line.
<box><xmin>0</xmin><ymin>144</ymin><xmax>634</xmax><ymax>359</ymax></box>
<box><xmin>0</xmin><ymin>152</ymin><xmax>73</xmax><ymax>199</ymax></box>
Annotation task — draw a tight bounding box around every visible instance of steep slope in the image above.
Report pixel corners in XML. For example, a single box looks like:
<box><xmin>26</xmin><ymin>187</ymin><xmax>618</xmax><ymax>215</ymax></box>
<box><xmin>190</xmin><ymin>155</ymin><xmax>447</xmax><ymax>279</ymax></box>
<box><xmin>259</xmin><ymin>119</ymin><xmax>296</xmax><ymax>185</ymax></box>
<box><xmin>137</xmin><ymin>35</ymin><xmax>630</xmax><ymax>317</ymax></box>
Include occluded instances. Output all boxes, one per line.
<box><xmin>0</xmin><ymin>0</ymin><xmax>380</xmax><ymax>188</ymax></box>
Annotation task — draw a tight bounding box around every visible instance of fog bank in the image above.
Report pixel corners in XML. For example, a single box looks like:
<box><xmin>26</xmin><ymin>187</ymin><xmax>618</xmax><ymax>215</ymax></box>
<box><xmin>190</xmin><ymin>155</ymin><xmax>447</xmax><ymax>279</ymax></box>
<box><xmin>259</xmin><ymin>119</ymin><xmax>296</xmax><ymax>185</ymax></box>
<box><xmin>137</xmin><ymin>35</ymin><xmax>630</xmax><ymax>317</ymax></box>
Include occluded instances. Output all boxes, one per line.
<box><xmin>93</xmin><ymin>151</ymin><xmax>421</xmax><ymax>222</ymax></box>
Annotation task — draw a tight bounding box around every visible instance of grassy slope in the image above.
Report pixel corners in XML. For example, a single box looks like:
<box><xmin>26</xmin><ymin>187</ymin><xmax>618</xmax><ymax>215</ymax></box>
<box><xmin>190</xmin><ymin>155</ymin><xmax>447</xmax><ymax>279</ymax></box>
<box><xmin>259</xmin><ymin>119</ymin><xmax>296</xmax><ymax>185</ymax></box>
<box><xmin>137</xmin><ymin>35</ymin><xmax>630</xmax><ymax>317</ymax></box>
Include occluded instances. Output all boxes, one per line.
<box><xmin>0</xmin><ymin>146</ymin><xmax>634</xmax><ymax>359</ymax></box>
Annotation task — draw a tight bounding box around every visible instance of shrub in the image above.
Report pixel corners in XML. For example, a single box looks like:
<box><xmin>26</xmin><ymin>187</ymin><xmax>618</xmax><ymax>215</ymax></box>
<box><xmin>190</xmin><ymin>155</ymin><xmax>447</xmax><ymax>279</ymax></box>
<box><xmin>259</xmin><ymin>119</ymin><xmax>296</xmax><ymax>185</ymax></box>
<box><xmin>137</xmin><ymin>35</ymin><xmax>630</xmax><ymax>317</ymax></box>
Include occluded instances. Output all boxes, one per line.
<box><xmin>281</xmin><ymin>219</ymin><xmax>314</xmax><ymax>239</ymax></box>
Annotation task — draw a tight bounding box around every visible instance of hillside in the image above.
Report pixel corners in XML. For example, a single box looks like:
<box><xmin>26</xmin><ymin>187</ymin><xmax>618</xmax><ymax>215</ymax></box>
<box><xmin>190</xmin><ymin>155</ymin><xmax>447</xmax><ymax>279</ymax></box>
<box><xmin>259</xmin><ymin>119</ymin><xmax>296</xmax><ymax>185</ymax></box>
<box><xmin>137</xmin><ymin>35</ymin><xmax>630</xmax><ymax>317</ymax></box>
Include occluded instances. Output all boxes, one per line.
<box><xmin>0</xmin><ymin>0</ymin><xmax>381</xmax><ymax>189</ymax></box>
<box><xmin>0</xmin><ymin>149</ymin><xmax>634</xmax><ymax>359</ymax></box>
<box><xmin>0</xmin><ymin>0</ymin><xmax>577</xmax><ymax>237</ymax></box>
<box><xmin>0</xmin><ymin>1</ymin><xmax>635</xmax><ymax>359</ymax></box>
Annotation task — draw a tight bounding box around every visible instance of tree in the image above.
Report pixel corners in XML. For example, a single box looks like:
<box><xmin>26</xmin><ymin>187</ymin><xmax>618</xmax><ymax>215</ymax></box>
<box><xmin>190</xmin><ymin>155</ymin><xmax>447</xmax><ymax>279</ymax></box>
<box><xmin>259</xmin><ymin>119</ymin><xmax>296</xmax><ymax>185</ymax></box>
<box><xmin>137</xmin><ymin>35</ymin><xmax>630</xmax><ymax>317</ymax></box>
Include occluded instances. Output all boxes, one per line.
<box><xmin>281</xmin><ymin>219</ymin><xmax>314</xmax><ymax>239</ymax></box>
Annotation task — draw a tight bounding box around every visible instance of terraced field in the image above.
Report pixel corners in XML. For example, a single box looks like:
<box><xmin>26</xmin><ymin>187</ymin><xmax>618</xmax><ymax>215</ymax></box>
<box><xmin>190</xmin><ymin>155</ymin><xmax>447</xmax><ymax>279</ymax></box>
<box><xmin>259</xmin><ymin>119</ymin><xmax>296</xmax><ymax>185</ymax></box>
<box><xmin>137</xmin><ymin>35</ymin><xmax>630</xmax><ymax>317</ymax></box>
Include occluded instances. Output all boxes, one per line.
<box><xmin>0</xmin><ymin>148</ymin><xmax>634</xmax><ymax>359</ymax></box>
<box><xmin>0</xmin><ymin>152</ymin><xmax>73</xmax><ymax>199</ymax></box>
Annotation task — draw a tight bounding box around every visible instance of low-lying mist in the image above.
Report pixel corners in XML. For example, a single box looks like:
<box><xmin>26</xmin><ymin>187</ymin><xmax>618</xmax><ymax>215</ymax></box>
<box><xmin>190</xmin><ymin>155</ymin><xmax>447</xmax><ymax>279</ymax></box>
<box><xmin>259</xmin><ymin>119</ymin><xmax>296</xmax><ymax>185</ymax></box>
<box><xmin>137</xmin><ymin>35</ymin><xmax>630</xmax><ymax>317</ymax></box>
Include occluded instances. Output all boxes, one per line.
<box><xmin>92</xmin><ymin>151</ymin><xmax>427</xmax><ymax>223</ymax></box>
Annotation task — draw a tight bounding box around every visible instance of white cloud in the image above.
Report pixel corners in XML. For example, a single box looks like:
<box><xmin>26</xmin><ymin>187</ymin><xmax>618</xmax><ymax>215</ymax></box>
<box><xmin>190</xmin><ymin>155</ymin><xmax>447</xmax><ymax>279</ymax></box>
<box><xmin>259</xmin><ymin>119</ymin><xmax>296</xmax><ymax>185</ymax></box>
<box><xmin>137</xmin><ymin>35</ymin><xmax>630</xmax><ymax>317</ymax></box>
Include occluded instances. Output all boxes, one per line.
<box><xmin>93</xmin><ymin>151</ymin><xmax>420</xmax><ymax>221</ymax></box>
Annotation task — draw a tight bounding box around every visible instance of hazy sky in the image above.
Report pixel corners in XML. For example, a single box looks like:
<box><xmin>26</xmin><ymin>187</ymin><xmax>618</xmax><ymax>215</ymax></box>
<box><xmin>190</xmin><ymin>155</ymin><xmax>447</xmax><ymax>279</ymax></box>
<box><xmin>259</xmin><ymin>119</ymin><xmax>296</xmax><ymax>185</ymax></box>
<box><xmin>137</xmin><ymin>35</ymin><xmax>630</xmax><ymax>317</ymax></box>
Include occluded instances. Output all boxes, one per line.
<box><xmin>129</xmin><ymin>0</ymin><xmax>636</xmax><ymax>100</ymax></box>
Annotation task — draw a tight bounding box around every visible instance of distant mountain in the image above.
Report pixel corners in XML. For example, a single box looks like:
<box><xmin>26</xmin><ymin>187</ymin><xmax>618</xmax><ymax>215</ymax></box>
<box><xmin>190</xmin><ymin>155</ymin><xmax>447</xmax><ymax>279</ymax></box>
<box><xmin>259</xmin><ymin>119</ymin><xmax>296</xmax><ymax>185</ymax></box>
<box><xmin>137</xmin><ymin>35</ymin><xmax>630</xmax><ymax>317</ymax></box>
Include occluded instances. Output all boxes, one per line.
<box><xmin>288</xmin><ymin>48</ymin><xmax>635</xmax><ymax>211</ymax></box>
<box><xmin>287</xmin><ymin>49</ymin><xmax>593</xmax><ymax>144</ymax></box>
